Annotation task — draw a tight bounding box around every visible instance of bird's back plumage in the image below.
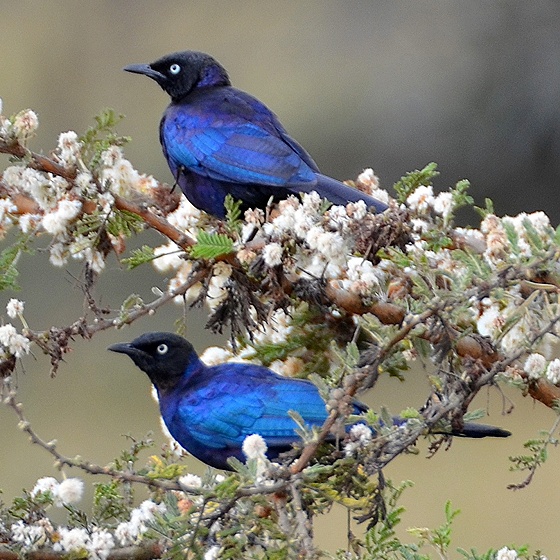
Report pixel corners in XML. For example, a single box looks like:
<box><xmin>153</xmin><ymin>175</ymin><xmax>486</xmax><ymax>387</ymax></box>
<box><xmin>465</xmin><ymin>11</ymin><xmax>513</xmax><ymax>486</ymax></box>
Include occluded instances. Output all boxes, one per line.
<box><xmin>125</xmin><ymin>51</ymin><xmax>388</xmax><ymax>218</ymax></box>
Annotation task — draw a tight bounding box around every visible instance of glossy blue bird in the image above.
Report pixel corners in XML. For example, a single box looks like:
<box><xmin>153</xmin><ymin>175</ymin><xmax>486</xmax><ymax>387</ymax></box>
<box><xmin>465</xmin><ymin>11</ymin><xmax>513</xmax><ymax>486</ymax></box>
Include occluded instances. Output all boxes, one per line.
<box><xmin>109</xmin><ymin>332</ymin><xmax>510</xmax><ymax>471</ymax></box>
<box><xmin>124</xmin><ymin>51</ymin><xmax>389</xmax><ymax>219</ymax></box>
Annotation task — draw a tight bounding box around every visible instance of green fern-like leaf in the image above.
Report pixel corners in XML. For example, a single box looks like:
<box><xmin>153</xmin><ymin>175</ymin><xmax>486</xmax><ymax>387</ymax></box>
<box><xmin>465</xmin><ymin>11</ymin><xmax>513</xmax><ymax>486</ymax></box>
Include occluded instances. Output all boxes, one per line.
<box><xmin>80</xmin><ymin>108</ymin><xmax>131</xmax><ymax>168</ymax></box>
<box><xmin>224</xmin><ymin>194</ymin><xmax>243</xmax><ymax>234</ymax></box>
<box><xmin>121</xmin><ymin>245</ymin><xmax>156</xmax><ymax>269</ymax></box>
<box><xmin>393</xmin><ymin>162</ymin><xmax>439</xmax><ymax>203</ymax></box>
<box><xmin>191</xmin><ymin>231</ymin><xmax>234</xmax><ymax>259</ymax></box>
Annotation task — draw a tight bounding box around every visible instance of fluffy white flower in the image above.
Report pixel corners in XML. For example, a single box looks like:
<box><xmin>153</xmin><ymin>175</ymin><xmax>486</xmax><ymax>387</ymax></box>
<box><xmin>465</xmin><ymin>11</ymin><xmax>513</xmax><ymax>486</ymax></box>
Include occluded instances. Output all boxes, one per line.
<box><xmin>546</xmin><ymin>358</ymin><xmax>560</xmax><ymax>385</ymax></box>
<box><xmin>57</xmin><ymin>131</ymin><xmax>81</xmax><ymax>166</ymax></box>
<box><xmin>86</xmin><ymin>529</ymin><xmax>115</xmax><ymax>560</ymax></box>
<box><xmin>349</xmin><ymin>424</ymin><xmax>373</xmax><ymax>444</ymax></box>
<box><xmin>179</xmin><ymin>473</ymin><xmax>203</xmax><ymax>489</ymax></box>
<box><xmin>496</xmin><ymin>547</ymin><xmax>518</xmax><ymax>560</ymax></box>
<box><xmin>49</xmin><ymin>242</ymin><xmax>68</xmax><ymax>267</ymax></box>
<box><xmin>18</xmin><ymin>213</ymin><xmax>41</xmax><ymax>234</ymax></box>
<box><xmin>0</xmin><ymin>324</ymin><xmax>30</xmax><ymax>357</ymax></box>
<box><xmin>433</xmin><ymin>192</ymin><xmax>453</xmax><ymax>218</ymax></box>
<box><xmin>10</xmin><ymin>520</ymin><xmax>47</xmax><ymax>550</ymax></box>
<box><xmin>242</xmin><ymin>433</ymin><xmax>268</xmax><ymax>460</ymax></box>
<box><xmin>53</xmin><ymin>527</ymin><xmax>89</xmax><ymax>555</ymax></box>
<box><xmin>200</xmin><ymin>346</ymin><xmax>232</xmax><ymax>366</ymax></box>
<box><xmin>41</xmin><ymin>198</ymin><xmax>82</xmax><ymax>235</ymax></box>
<box><xmin>6</xmin><ymin>298</ymin><xmax>24</xmax><ymax>319</ymax></box>
<box><xmin>30</xmin><ymin>476</ymin><xmax>59</xmax><ymax>499</ymax></box>
<box><xmin>406</xmin><ymin>185</ymin><xmax>434</xmax><ymax>212</ymax></box>
<box><xmin>262</xmin><ymin>242</ymin><xmax>283</xmax><ymax>267</ymax></box>
<box><xmin>356</xmin><ymin>168</ymin><xmax>379</xmax><ymax>192</ymax></box>
<box><xmin>524</xmin><ymin>353</ymin><xmax>546</xmax><ymax>380</ymax></box>
<box><xmin>476</xmin><ymin>304</ymin><xmax>503</xmax><ymax>339</ymax></box>
<box><xmin>12</xmin><ymin>109</ymin><xmax>39</xmax><ymax>139</ymax></box>
<box><xmin>57</xmin><ymin>478</ymin><xmax>84</xmax><ymax>506</ymax></box>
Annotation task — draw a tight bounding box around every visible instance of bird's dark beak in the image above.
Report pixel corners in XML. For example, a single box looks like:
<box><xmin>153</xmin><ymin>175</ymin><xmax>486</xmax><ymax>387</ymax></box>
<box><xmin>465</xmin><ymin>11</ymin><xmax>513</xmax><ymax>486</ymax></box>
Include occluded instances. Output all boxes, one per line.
<box><xmin>123</xmin><ymin>63</ymin><xmax>165</xmax><ymax>83</ymax></box>
<box><xmin>108</xmin><ymin>342</ymin><xmax>134</xmax><ymax>356</ymax></box>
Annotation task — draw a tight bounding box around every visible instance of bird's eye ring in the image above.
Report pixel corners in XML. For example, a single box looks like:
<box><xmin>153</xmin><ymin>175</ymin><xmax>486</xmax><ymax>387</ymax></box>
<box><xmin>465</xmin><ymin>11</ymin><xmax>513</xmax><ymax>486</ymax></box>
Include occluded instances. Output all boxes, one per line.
<box><xmin>169</xmin><ymin>63</ymin><xmax>181</xmax><ymax>75</ymax></box>
<box><xmin>157</xmin><ymin>343</ymin><xmax>169</xmax><ymax>355</ymax></box>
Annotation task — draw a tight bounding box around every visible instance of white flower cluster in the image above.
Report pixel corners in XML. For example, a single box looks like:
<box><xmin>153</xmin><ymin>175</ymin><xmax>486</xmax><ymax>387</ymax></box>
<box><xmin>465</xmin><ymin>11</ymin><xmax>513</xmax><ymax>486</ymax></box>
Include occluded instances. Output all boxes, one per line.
<box><xmin>53</xmin><ymin>527</ymin><xmax>115</xmax><ymax>560</ymax></box>
<box><xmin>480</xmin><ymin>211</ymin><xmax>553</xmax><ymax>266</ymax></box>
<box><xmin>0</xmin><ymin>107</ymin><xmax>39</xmax><ymax>144</ymax></box>
<box><xmin>523</xmin><ymin>353</ymin><xmax>560</xmax><ymax>385</ymax></box>
<box><xmin>405</xmin><ymin>185</ymin><xmax>454</xmax><ymax>220</ymax></box>
<box><xmin>30</xmin><ymin>476</ymin><xmax>84</xmax><ymax>507</ymax></box>
<box><xmin>496</xmin><ymin>547</ymin><xmax>518</xmax><ymax>560</ymax></box>
<box><xmin>99</xmin><ymin>146</ymin><xmax>158</xmax><ymax>197</ymax></box>
<box><xmin>0</xmin><ymin>323</ymin><xmax>30</xmax><ymax>358</ymax></box>
<box><xmin>343</xmin><ymin>423</ymin><xmax>373</xmax><ymax>457</ymax></box>
<box><xmin>10</xmin><ymin>519</ymin><xmax>52</xmax><ymax>551</ymax></box>
<box><xmin>114</xmin><ymin>499</ymin><xmax>167</xmax><ymax>547</ymax></box>
<box><xmin>0</xmin><ymin>108</ymin><xmax>162</xmax><ymax>274</ymax></box>
<box><xmin>242</xmin><ymin>433</ymin><xmax>270</xmax><ymax>479</ymax></box>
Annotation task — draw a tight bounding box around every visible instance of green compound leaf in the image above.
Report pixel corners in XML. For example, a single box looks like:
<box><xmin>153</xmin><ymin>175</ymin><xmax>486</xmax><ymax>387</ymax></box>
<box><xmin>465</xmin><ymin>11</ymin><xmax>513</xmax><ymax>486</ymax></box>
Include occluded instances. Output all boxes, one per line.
<box><xmin>191</xmin><ymin>231</ymin><xmax>234</xmax><ymax>259</ymax></box>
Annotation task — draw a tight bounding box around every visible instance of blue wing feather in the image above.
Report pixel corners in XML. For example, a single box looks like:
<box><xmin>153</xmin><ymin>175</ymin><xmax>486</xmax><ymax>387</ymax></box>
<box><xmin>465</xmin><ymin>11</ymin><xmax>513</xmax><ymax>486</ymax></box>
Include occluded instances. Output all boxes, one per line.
<box><xmin>162</xmin><ymin>87</ymin><xmax>318</xmax><ymax>188</ymax></box>
<box><xmin>164</xmin><ymin>363</ymin><xmax>328</xmax><ymax>454</ymax></box>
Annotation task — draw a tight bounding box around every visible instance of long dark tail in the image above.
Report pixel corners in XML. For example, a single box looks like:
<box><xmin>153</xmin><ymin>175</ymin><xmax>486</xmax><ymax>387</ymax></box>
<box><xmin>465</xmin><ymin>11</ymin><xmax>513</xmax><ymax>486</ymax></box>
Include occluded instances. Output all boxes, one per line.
<box><xmin>310</xmin><ymin>173</ymin><xmax>389</xmax><ymax>213</ymax></box>
<box><xmin>452</xmin><ymin>422</ymin><xmax>511</xmax><ymax>438</ymax></box>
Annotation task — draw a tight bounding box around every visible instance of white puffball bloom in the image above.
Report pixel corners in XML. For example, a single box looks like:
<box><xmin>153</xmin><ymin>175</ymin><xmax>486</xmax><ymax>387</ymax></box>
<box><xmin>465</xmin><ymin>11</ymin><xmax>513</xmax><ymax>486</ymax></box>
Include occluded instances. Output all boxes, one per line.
<box><xmin>433</xmin><ymin>192</ymin><xmax>453</xmax><ymax>218</ymax></box>
<box><xmin>0</xmin><ymin>324</ymin><xmax>30</xmax><ymax>357</ymax></box>
<box><xmin>524</xmin><ymin>353</ymin><xmax>546</xmax><ymax>380</ymax></box>
<box><xmin>57</xmin><ymin>478</ymin><xmax>84</xmax><ymax>506</ymax></box>
<box><xmin>242</xmin><ymin>433</ymin><xmax>268</xmax><ymax>460</ymax></box>
<box><xmin>476</xmin><ymin>304</ymin><xmax>503</xmax><ymax>339</ymax></box>
<box><xmin>53</xmin><ymin>527</ymin><xmax>90</xmax><ymax>555</ymax></box>
<box><xmin>545</xmin><ymin>358</ymin><xmax>560</xmax><ymax>385</ymax></box>
<box><xmin>30</xmin><ymin>477</ymin><xmax>59</xmax><ymax>499</ymax></box>
<box><xmin>179</xmin><ymin>473</ymin><xmax>203</xmax><ymax>490</ymax></box>
<box><xmin>57</xmin><ymin>131</ymin><xmax>81</xmax><ymax>166</ymax></box>
<box><xmin>406</xmin><ymin>185</ymin><xmax>434</xmax><ymax>212</ymax></box>
<box><xmin>42</xmin><ymin>198</ymin><xmax>82</xmax><ymax>235</ymax></box>
<box><xmin>86</xmin><ymin>529</ymin><xmax>115</xmax><ymax>560</ymax></box>
<box><xmin>12</xmin><ymin>109</ymin><xmax>39</xmax><ymax>138</ymax></box>
<box><xmin>262</xmin><ymin>242</ymin><xmax>283</xmax><ymax>267</ymax></box>
<box><xmin>496</xmin><ymin>547</ymin><xmax>518</xmax><ymax>560</ymax></box>
<box><xmin>200</xmin><ymin>346</ymin><xmax>232</xmax><ymax>366</ymax></box>
<box><xmin>6</xmin><ymin>298</ymin><xmax>24</xmax><ymax>319</ymax></box>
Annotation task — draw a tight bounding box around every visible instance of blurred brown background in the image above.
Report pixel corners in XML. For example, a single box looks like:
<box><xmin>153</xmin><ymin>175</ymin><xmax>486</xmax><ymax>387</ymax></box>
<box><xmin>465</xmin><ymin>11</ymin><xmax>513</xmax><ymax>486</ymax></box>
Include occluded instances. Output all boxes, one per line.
<box><xmin>1</xmin><ymin>1</ymin><xmax>559</xmax><ymax>555</ymax></box>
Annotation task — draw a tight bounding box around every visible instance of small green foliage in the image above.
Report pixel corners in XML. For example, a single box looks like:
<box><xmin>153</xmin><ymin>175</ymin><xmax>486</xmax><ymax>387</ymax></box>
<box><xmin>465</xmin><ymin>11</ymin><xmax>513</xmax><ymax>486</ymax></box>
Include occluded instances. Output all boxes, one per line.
<box><xmin>122</xmin><ymin>245</ymin><xmax>156</xmax><ymax>269</ymax></box>
<box><xmin>451</xmin><ymin>179</ymin><xmax>474</xmax><ymax>210</ymax></box>
<box><xmin>106</xmin><ymin>209</ymin><xmax>145</xmax><ymax>238</ymax></box>
<box><xmin>475</xmin><ymin>197</ymin><xmax>495</xmax><ymax>219</ymax></box>
<box><xmin>224</xmin><ymin>194</ymin><xmax>243</xmax><ymax>235</ymax></box>
<box><xmin>0</xmin><ymin>245</ymin><xmax>20</xmax><ymax>291</ymax></box>
<box><xmin>190</xmin><ymin>231</ymin><xmax>234</xmax><ymax>259</ymax></box>
<box><xmin>117</xmin><ymin>293</ymin><xmax>144</xmax><ymax>322</ymax></box>
<box><xmin>508</xmin><ymin>431</ymin><xmax>559</xmax><ymax>484</ymax></box>
<box><xmin>393</xmin><ymin>162</ymin><xmax>439</xmax><ymax>203</ymax></box>
<box><xmin>92</xmin><ymin>481</ymin><xmax>130</xmax><ymax>523</ymax></box>
<box><xmin>80</xmin><ymin>108</ymin><xmax>130</xmax><ymax>167</ymax></box>
<box><xmin>0</xmin><ymin>234</ymin><xmax>33</xmax><ymax>291</ymax></box>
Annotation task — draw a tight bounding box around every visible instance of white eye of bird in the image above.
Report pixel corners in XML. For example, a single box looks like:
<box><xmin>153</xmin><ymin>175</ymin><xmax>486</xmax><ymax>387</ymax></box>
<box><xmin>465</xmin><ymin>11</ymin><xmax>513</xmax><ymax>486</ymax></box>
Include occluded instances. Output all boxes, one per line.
<box><xmin>157</xmin><ymin>343</ymin><xmax>169</xmax><ymax>355</ymax></box>
<box><xmin>169</xmin><ymin>63</ymin><xmax>181</xmax><ymax>75</ymax></box>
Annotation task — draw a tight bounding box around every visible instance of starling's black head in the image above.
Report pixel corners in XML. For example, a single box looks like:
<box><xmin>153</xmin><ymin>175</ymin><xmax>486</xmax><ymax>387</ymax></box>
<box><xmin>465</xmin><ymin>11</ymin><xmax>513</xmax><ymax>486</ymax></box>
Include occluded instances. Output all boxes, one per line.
<box><xmin>124</xmin><ymin>51</ymin><xmax>230</xmax><ymax>102</ymax></box>
<box><xmin>108</xmin><ymin>332</ymin><xmax>200</xmax><ymax>391</ymax></box>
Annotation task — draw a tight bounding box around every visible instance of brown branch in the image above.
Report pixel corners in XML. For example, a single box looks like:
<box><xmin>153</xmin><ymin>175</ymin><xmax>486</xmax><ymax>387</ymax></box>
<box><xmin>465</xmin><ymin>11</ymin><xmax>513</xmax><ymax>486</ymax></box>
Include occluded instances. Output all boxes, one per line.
<box><xmin>112</xmin><ymin>194</ymin><xmax>195</xmax><ymax>249</ymax></box>
<box><xmin>0</xmin><ymin>543</ymin><xmax>163</xmax><ymax>560</ymax></box>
